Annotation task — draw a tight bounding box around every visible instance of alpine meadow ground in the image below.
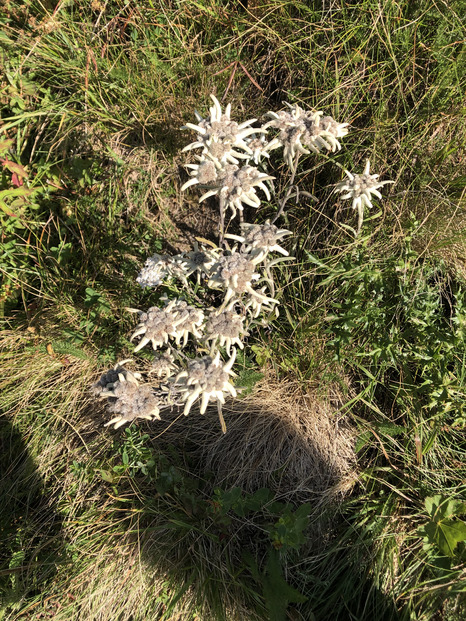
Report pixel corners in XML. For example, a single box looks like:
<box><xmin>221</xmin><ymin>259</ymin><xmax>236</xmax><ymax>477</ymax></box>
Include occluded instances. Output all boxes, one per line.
<box><xmin>1</xmin><ymin>1</ymin><xmax>465</xmax><ymax>620</ymax></box>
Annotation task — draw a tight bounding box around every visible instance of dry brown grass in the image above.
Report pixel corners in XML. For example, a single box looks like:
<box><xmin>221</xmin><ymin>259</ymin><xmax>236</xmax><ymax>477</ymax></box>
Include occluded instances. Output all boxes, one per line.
<box><xmin>154</xmin><ymin>371</ymin><xmax>357</xmax><ymax>505</ymax></box>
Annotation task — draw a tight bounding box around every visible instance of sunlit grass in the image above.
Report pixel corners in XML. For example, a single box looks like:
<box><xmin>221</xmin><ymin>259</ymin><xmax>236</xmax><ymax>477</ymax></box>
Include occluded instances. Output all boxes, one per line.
<box><xmin>1</xmin><ymin>0</ymin><xmax>465</xmax><ymax>619</ymax></box>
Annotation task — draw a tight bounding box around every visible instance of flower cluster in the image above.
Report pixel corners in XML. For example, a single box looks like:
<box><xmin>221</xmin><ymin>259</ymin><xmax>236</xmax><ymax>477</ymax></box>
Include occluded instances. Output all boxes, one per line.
<box><xmin>93</xmin><ymin>94</ymin><xmax>394</xmax><ymax>431</ymax></box>
<box><xmin>182</xmin><ymin>94</ymin><xmax>261</xmax><ymax>164</ymax></box>
<box><xmin>175</xmin><ymin>350</ymin><xmax>237</xmax><ymax>416</ymax></box>
<box><xmin>92</xmin><ymin>362</ymin><xmax>162</xmax><ymax>429</ymax></box>
<box><xmin>96</xmin><ymin>224</ymin><xmax>287</xmax><ymax>426</ymax></box>
<box><xmin>181</xmin><ymin>97</ymin><xmax>349</xmax><ymax>233</ymax></box>
<box><xmin>204</xmin><ymin>307</ymin><xmax>248</xmax><ymax>355</ymax></box>
<box><xmin>182</xmin><ymin>159</ymin><xmax>274</xmax><ymax>219</ymax></box>
<box><xmin>130</xmin><ymin>299</ymin><xmax>204</xmax><ymax>352</ymax></box>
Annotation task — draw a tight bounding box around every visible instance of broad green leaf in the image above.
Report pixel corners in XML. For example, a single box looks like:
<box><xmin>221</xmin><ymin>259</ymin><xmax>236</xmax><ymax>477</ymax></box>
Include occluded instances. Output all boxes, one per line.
<box><xmin>99</xmin><ymin>469</ymin><xmax>115</xmax><ymax>483</ymax></box>
<box><xmin>424</xmin><ymin>518</ymin><xmax>466</xmax><ymax>557</ymax></box>
<box><xmin>421</xmin><ymin>495</ymin><xmax>466</xmax><ymax>557</ymax></box>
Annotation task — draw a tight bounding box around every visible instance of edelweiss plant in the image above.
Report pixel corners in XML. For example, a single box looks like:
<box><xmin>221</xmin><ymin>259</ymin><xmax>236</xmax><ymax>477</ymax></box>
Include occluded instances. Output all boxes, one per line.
<box><xmin>93</xmin><ymin>94</ymin><xmax>394</xmax><ymax>431</ymax></box>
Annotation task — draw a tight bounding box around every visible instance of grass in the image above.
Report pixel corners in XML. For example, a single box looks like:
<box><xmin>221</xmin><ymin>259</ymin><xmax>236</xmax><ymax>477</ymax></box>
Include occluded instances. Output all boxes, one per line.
<box><xmin>1</xmin><ymin>0</ymin><xmax>466</xmax><ymax>619</ymax></box>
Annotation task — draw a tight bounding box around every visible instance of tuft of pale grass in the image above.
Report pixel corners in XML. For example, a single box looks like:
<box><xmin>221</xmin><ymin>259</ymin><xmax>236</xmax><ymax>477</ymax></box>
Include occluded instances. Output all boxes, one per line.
<box><xmin>174</xmin><ymin>372</ymin><xmax>357</xmax><ymax>504</ymax></box>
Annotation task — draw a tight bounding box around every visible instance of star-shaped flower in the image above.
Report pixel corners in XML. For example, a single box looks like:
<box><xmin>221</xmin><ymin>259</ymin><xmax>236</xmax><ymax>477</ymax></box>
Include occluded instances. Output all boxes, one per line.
<box><xmin>226</xmin><ymin>221</ymin><xmax>291</xmax><ymax>261</ymax></box>
<box><xmin>129</xmin><ymin>301</ymin><xmax>186</xmax><ymax>352</ymax></box>
<box><xmin>150</xmin><ymin>351</ymin><xmax>178</xmax><ymax>379</ymax></box>
<box><xmin>175</xmin><ymin>350</ymin><xmax>237</xmax><ymax>415</ymax></box>
<box><xmin>204</xmin><ymin>307</ymin><xmax>248</xmax><ymax>355</ymax></box>
<box><xmin>264</xmin><ymin>103</ymin><xmax>349</xmax><ymax>171</ymax></box>
<box><xmin>182</xmin><ymin>94</ymin><xmax>263</xmax><ymax>164</ymax></box>
<box><xmin>334</xmin><ymin>159</ymin><xmax>394</xmax><ymax>233</ymax></box>
<box><xmin>181</xmin><ymin>159</ymin><xmax>274</xmax><ymax>220</ymax></box>
<box><xmin>93</xmin><ymin>361</ymin><xmax>161</xmax><ymax>429</ymax></box>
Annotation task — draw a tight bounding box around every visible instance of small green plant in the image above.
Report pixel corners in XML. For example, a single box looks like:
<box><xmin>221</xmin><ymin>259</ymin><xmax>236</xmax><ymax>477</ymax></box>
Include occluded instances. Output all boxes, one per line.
<box><xmin>114</xmin><ymin>427</ymin><xmax>157</xmax><ymax>479</ymax></box>
<box><xmin>246</xmin><ymin>549</ymin><xmax>308</xmax><ymax>621</ymax></box>
<box><xmin>306</xmin><ymin>225</ymin><xmax>466</xmax><ymax>432</ymax></box>
<box><xmin>267</xmin><ymin>503</ymin><xmax>311</xmax><ymax>551</ymax></box>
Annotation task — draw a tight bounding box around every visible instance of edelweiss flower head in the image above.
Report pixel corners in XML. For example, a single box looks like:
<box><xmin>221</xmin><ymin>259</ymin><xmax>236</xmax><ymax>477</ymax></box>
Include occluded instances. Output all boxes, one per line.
<box><xmin>264</xmin><ymin>103</ymin><xmax>349</xmax><ymax>170</ymax></box>
<box><xmin>244</xmin><ymin>133</ymin><xmax>275</xmax><ymax>165</ymax></box>
<box><xmin>182</xmin><ymin>94</ymin><xmax>262</xmax><ymax>164</ymax></box>
<box><xmin>169</xmin><ymin>299</ymin><xmax>204</xmax><ymax>346</ymax></box>
<box><xmin>150</xmin><ymin>351</ymin><xmax>178</xmax><ymax>379</ymax></box>
<box><xmin>130</xmin><ymin>301</ymin><xmax>186</xmax><ymax>352</ymax></box>
<box><xmin>93</xmin><ymin>362</ymin><xmax>160</xmax><ymax>429</ymax></box>
<box><xmin>197</xmin><ymin>163</ymin><xmax>274</xmax><ymax>219</ymax></box>
<box><xmin>137</xmin><ymin>252</ymin><xmax>190</xmax><ymax>288</ymax></box>
<box><xmin>136</xmin><ymin>253</ymin><xmax>173</xmax><ymax>288</ymax></box>
<box><xmin>176</xmin><ymin>350</ymin><xmax>237</xmax><ymax>415</ymax></box>
<box><xmin>173</xmin><ymin>242</ymin><xmax>219</xmax><ymax>279</ymax></box>
<box><xmin>91</xmin><ymin>360</ymin><xmax>141</xmax><ymax>397</ymax></box>
<box><xmin>208</xmin><ymin>251</ymin><xmax>277</xmax><ymax>315</ymax></box>
<box><xmin>226</xmin><ymin>221</ymin><xmax>291</xmax><ymax>259</ymax></box>
<box><xmin>334</xmin><ymin>159</ymin><xmax>394</xmax><ymax>233</ymax></box>
<box><xmin>205</xmin><ymin>308</ymin><xmax>248</xmax><ymax>355</ymax></box>
<box><xmin>208</xmin><ymin>251</ymin><xmax>259</xmax><ymax>302</ymax></box>
<box><xmin>103</xmin><ymin>381</ymin><xmax>162</xmax><ymax>429</ymax></box>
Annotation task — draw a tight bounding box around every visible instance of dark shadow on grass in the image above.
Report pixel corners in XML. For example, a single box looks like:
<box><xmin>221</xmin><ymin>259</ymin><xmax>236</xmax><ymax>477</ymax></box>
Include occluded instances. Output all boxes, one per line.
<box><xmin>92</xmin><ymin>388</ymin><xmax>405</xmax><ymax>621</ymax></box>
<box><xmin>0</xmin><ymin>417</ymin><xmax>66</xmax><ymax>615</ymax></box>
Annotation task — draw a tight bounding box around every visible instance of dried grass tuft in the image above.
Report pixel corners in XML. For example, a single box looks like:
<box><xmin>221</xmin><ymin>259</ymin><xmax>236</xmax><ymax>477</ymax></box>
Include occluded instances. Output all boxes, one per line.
<box><xmin>158</xmin><ymin>371</ymin><xmax>357</xmax><ymax>506</ymax></box>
